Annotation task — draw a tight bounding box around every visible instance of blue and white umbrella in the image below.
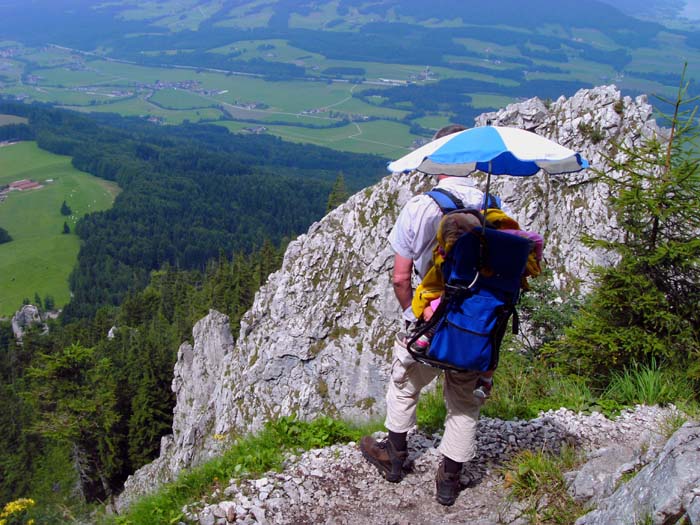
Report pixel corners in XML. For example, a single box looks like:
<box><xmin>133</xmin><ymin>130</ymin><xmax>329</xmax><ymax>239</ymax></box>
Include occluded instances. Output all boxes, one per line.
<box><xmin>388</xmin><ymin>125</ymin><xmax>589</xmax><ymax>177</ymax></box>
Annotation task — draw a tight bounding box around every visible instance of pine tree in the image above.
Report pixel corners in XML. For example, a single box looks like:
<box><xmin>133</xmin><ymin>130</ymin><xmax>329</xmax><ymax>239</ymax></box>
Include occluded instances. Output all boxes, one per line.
<box><xmin>60</xmin><ymin>200</ymin><xmax>72</xmax><ymax>216</ymax></box>
<box><xmin>43</xmin><ymin>295</ymin><xmax>55</xmax><ymax>311</ymax></box>
<box><xmin>26</xmin><ymin>343</ymin><xmax>119</xmax><ymax>501</ymax></box>
<box><xmin>547</xmin><ymin>69</ymin><xmax>700</xmax><ymax>385</ymax></box>
<box><xmin>326</xmin><ymin>172</ymin><xmax>349</xmax><ymax>213</ymax></box>
<box><xmin>0</xmin><ymin>226</ymin><xmax>11</xmax><ymax>245</ymax></box>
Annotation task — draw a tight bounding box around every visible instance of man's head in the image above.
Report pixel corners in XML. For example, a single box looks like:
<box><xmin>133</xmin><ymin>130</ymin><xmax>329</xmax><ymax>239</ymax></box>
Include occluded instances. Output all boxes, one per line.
<box><xmin>432</xmin><ymin>124</ymin><xmax>466</xmax><ymax>141</ymax></box>
<box><xmin>432</xmin><ymin>124</ymin><xmax>467</xmax><ymax>180</ymax></box>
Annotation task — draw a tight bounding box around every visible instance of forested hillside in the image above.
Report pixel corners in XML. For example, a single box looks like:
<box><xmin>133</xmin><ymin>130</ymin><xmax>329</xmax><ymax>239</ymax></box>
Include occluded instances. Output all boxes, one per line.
<box><xmin>0</xmin><ymin>100</ymin><xmax>385</xmax><ymax>514</ymax></box>
<box><xmin>0</xmin><ymin>101</ymin><xmax>385</xmax><ymax>320</ymax></box>
<box><xmin>0</xmin><ymin>248</ymin><xmax>285</xmax><ymax>509</ymax></box>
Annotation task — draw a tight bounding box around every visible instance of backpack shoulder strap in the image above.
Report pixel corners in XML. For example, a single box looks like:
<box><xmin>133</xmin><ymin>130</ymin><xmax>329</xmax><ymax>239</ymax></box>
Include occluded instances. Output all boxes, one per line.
<box><xmin>426</xmin><ymin>187</ymin><xmax>465</xmax><ymax>213</ymax></box>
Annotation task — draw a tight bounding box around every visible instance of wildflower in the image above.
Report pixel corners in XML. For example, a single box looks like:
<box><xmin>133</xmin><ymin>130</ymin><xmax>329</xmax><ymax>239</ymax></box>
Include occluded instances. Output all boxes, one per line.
<box><xmin>0</xmin><ymin>498</ymin><xmax>36</xmax><ymax>525</ymax></box>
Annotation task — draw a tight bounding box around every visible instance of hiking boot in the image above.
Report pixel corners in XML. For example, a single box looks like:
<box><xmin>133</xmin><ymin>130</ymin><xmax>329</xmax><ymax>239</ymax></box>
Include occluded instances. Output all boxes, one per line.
<box><xmin>359</xmin><ymin>435</ymin><xmax>408</xmax><ymax>483</ymax></box>
<box><xmin>473</xmin><ymin>377</ymin><xmax>493</xmax><ymax>401</ymax></box>
<box><xmin>435</xmin><ymin>460</ymin><xmax>461</xmax><ymax>506</ymax></box>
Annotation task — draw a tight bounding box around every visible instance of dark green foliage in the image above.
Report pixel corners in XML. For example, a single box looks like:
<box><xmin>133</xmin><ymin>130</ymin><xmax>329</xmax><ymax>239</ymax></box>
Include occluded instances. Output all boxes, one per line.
<box><xmin>0</xmin><ymin>226</ymin><xmax>12</xmax><ymax>244</ymax></box>
<box><xmin>43</xmin><ymin>295</ymin><xmax>55</xmax><ymax>311</ymax></box>
<box><xmin>26</xmin><ymin>343</ymin><xmax>120</xmax><ymax>501</ymax></box>
<box><xmin>60</xmin><ymin>200</ymin><xmax>71</xmax><ymax>216</ymax></box>
<box><xmin>518</xmin><ymin>269</ymin><xmax>582</xmax><ymax>352</ymax></box>
<box><xmin>0</xmin><ymin>243</ymin><xmax>284</xmax><ymax>507</ymax></box>
<box><xmin>0</xmin><ymin>101</ymin><xmax>384</xmax><ymax>321</ymax></box>
<box><xmin>546</xmin><ymin>70</ymin><xmax>700</xmax><ymax>389</ymax></box>
<box><xmin>326</xmin><ymin>172</ymin><xmax>349</xmax><ymax>212</ymax></box>
<box><xmin>0</xmin><ymin>123</ymin><xmax>34</xmax><ymax>142</ymax></box>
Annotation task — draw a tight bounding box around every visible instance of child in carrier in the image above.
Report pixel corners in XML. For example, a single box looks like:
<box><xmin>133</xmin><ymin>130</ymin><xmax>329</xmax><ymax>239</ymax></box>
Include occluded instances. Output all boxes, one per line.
<box><xmin>403</xmin><ymin>205</ymin><xmax>544</xmax><ymax>401</ymax></box>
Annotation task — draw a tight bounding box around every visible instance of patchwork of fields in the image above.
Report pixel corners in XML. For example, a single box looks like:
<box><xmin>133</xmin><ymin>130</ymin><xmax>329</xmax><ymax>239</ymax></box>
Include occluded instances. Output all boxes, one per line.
<box><xmin>3</xmin><ymin>18</ymin><xmax>697</xmax><ymax>157</ymax></box>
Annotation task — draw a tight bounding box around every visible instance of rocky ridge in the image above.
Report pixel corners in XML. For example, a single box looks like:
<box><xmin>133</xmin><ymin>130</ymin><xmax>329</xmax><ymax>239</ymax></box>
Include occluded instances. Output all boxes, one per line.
<box><xmin>184</xmin><ymin>405</ymin><xmax>696</xmax><ymax>525</ymax></box>
<box><xmin>116</xmin><ymin>85</ymin><xmax>665</xmax><ymax>511</ymax></box>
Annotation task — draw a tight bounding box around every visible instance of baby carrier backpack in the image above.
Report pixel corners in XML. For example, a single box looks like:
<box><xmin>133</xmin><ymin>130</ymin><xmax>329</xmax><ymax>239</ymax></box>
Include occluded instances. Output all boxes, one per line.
<box><xmin>407</xmin><ymin>189</ymin><xmax>532</xmax><ymax>372</ymax></box>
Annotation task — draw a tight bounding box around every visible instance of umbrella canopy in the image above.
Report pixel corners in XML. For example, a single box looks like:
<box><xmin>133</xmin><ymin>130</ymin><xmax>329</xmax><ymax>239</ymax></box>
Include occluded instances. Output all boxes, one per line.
<box><xmin>388</xmin><ymin>125</ymin><xmax>589</xmax><ymax>177</ymax></box>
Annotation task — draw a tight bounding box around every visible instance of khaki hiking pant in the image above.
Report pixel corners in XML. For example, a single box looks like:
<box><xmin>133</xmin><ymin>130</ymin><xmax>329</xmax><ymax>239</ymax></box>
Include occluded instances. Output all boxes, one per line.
<box><xmin>385</xmin><ymin>339</ymin><xmax>482</xmax><ymax>463</ymax></box>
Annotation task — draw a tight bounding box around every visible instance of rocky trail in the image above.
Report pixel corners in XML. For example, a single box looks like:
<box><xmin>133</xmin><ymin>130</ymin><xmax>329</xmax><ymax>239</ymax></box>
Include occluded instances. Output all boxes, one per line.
<box><xmin>185</xmin><ymin>405</ymin><xmax>698</xmax><ymax>525</ymax></box>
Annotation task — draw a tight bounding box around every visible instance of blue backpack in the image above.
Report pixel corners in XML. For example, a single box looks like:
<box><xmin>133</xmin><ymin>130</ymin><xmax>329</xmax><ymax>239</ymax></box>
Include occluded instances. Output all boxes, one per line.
<box><xmin>406</xmin><ymin>189</ymin><xmax>532</xmax><ymax>372</ymax></box>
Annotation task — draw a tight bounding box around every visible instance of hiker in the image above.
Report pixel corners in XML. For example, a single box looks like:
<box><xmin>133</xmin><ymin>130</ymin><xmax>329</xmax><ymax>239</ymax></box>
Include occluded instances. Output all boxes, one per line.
<box><xmin>360</xmin><ymin>124</ymin><xmax>488</xmax><ymax>506</ymax></box>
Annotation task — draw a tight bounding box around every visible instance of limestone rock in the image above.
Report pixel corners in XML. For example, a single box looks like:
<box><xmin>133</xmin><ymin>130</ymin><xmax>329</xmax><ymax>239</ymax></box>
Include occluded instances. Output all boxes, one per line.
<box><xmin>575</xmin><ymin>421</ymin><xmax>700</xmax><ymax>525</ymax></box>
<box><xmin>11</xmin><ymin>304</ymin><xmax>47</xmax><ymax>339</ymax></box>
<box><xmin>182</xmin><ymin>406</ymin><xmax>679</xmax><ymax>525</ymax></box>
<box><xmin>568</xmin><ymin>444</ymin><xmax>639</xmax><ymax>505</ymax></box>
<box><xmin>115</xmin><ymin>310</ymin><xmax>234</xmax><ymax>512</ymax></box>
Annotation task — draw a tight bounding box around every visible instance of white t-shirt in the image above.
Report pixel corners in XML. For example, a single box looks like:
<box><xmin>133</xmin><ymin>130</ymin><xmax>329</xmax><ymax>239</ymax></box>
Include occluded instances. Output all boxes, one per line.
<box><xmin>388</xmin><ymin>177</ymin><xmax>485</xmax><ymax>278</ymax></box>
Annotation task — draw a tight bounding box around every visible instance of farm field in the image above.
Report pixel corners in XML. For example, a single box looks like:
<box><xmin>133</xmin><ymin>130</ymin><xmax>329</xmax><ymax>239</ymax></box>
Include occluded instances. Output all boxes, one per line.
<box><xmin>0</xmin><ymin>114</ymin><xmax>27</xmax><ymax>126</ymax></box>
<box><xmin>264</xmin><ymin>119</ymin><xmax>414</xmax><ymax>157</ymax></box>
<box><xmin>0</xmin><ymin>142</ymin><xmax>119</xmax><ymax>316</ymax></box>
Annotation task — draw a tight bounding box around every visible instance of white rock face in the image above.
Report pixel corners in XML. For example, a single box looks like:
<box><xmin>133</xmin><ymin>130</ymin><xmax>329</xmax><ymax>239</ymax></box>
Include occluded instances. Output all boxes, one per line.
<box><xmin>115</xmin><ymin>85</ymin><xmax>663</xmax><ymax>509</ymax></box>
<box><xmin>475</xmin><ymin>85</ymin><xmax>661</xmax><ymax>292</ymax></box>
<box><xmin>11</xmin><ymin>304</ymin><xmax>47</xmax><ymax>339</ymax></box>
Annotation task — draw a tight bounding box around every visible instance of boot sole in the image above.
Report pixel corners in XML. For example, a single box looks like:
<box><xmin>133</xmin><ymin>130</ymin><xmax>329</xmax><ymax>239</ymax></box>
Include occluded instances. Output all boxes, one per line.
<box><xmin>360</xmin><ymin>447</ymin><xmax>402</xmax><ymax>483</ymax></box>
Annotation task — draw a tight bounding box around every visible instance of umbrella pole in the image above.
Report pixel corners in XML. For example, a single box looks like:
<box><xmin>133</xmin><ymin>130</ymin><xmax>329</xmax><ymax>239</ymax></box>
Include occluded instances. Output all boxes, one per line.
<box><xmin>468</xmin><ymin>162</ymin><xmax>493</xmax><ymax>291</ymax></box>
<box><xmin>482</xmin><ymin>161</ymin><xmax>492</xmax><ymax>228</ymax></box>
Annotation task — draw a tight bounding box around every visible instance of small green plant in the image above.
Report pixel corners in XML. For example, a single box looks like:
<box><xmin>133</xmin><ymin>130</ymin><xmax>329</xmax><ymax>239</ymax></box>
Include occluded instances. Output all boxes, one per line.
<box><xmin>602</xmin><ymin>359</ymin><xmax>693</xmax><ymax>406</ymax></box>
<box><xmin>660</xmin><ymin>412</ymin><xmax>688</xmax><ymax>439</ymax></box>
<box><xmin>503</xmin><ymin>445</ymin><xmax>585</xmax><ymax>524</ymax></box>
<box><xmin>417</xmin><ymin>379</ymin><xmax>446</xmax><ymax>433</ymax></box>
<box><xmin>614</xmin><ymin>99</ymin><xmax>624</xmax><ymax>115</ymax></box>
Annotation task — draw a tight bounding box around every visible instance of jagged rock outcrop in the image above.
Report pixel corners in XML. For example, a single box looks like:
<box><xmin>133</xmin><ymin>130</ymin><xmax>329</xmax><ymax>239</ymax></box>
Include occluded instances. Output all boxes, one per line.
<box><xmin>575</xmin><ymin>421</ymin><xmax>700</xmax><ymax>525</ymax></box>
<box><xmin>11</xmin><ymin>304</ymin><xmax>47</xmax><ymax>339</ymax></box>
<box><xmin>116</xmin><ymin>311</ymin><xmax>235</xmax><ymax>512</ymax></box>
<box><xmin>116</xmin><ymin>85</ymin><xmax>664</xmax><ymax>509</ymax></box>
<box><xmin>475</xmin><ymin>84</ymin><xmax>661</xmax><ymax>290</ymax></box>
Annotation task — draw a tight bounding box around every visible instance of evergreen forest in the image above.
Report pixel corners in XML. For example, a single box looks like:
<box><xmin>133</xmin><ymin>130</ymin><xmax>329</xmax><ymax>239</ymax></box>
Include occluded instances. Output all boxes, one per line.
<box><xmin>0</xmin><ymin>100</ymin><xmax>384</xmax><ymax>511</ymax></box>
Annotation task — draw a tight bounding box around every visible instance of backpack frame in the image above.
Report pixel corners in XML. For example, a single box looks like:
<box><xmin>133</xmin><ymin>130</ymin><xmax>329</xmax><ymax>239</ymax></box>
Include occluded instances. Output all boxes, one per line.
<box><xmin>406</xmin><ymin>189</ymin><xmax>531</xmax><ymax>372</ymax></box>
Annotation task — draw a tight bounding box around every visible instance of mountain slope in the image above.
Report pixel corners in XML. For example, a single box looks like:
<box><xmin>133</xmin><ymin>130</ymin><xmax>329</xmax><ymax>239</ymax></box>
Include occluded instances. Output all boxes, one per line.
<box><xmin>115</xmin><ymin>84</ymin><xmax>661</xmax><ymax>509</ymax></box>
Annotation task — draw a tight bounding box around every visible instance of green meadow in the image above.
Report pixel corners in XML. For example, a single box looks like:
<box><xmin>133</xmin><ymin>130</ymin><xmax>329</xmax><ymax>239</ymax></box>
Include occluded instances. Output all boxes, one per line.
<box><xmin>0</xmin><ymin>142</ymin><xmax>119</xmax><ymax>316</ymax></box>
<box><xmin>264</xmin><ymin>119</ymin><xmax>413</xmax><ymax>157</ymax></box>
<box><xmin>0</xmin><ymin>114</ymin><xmax>28</xmax><ymax>126</ymax></box>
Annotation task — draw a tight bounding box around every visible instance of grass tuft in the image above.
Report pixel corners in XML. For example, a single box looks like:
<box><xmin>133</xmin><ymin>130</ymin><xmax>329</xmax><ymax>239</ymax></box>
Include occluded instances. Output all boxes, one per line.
<box><xmin>602</xmin><ymin>359</ymin><xmax>694</xmax><ymax>406</ymax></box>
<box><xmin>502</xmin><ymin>444</ymin><xmax>585</xmax><ymax>524</ymax></box>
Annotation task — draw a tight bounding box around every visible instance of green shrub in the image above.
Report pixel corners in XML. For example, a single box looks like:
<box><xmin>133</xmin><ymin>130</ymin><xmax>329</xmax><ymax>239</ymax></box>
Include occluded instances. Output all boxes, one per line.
<box><xmin>503</xmin><ymin>445</ymin><xmax>585</xmax><ymax>524</ymax></box>
<box><xmin>481</xmin><ymin>351</ymin><xmax>596</xmax><ymax>420</ymax></box>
